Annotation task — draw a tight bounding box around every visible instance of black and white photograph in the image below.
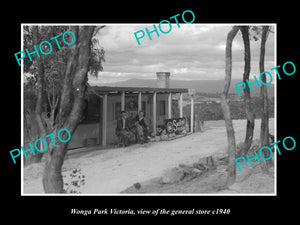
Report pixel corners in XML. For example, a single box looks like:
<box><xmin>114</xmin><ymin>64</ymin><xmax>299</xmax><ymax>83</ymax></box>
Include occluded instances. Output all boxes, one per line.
<box><xmin>21</xmin><ymin>24</ymin><xmax>276</xmax><ymax>195</ymax></box>
<box><xmin>3</xmin><ymin>5</ymin><xmax>298</xmax><ymax>221</ymax></box>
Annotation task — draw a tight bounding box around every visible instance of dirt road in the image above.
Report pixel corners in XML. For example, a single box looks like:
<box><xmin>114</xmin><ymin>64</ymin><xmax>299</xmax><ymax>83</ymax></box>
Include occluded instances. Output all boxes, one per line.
<box><xmin>23</xmin><ymin>118</ymin><xmax>274</xmax><ymax>194</ymax></box>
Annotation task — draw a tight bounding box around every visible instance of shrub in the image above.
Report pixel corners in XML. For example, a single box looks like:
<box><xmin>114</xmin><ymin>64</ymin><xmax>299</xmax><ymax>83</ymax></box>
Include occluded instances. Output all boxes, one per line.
<box><xmin>63</xmin><ymin>168</ymin><xmax>86</xmax><ymax>194</ymax></box>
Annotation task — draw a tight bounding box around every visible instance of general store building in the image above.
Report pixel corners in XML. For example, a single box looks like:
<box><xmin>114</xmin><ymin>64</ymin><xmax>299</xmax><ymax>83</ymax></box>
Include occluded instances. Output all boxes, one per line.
<box><xmin>68</xmin><ymin>72</ymin><xmax>195</xmax><ymax>149</ymax></box>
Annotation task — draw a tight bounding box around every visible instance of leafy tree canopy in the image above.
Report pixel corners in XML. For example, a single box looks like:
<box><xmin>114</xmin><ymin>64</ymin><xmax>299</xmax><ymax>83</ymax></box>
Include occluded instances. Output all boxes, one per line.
<box><xmin>23</xmin><ymin>25</ymin><xmax>105</xmax><ymax>85</ymax></box>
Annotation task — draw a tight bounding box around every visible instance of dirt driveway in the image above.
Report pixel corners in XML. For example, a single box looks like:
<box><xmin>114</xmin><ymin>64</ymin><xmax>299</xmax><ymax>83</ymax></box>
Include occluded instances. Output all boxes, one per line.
<box><xmin>23</xmin><ymin>118</ymin><xmax>274</xmax><ymax>194</ymax></box>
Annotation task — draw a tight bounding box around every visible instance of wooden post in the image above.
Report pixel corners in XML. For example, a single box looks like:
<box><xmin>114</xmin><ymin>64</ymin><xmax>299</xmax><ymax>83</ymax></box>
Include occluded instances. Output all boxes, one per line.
<box><xmin>98</xmin><ymin>96</ymin><xmax>102</xmax><ymax>145</ymax></box>
<box><xmin>138</xmin><ymin>91</ymin><xmax>142</xmax><ymax>112</ymax></box>
<box><xmin>179</xmin><ymin>93</ymin><xmax>183</xmax><ymax>117</ymax></box>
<box><xmin>121</xmin><ymin>91</ymin><xmax>125</xmax><ymax>111</ymax></box>
<box><xmin>190</xmin><ymin>94</ymin><xmax>194</xmax><ymax>133</ymax></box>
<box><xmin>168</xmin><ymin>92</ymin><xmax>172</xmax><ymax>119</ymax></box>
<box><xmin>152</xmin><ymin>92</ymin><xmax>157</xmax><ymax>136</ymax></box>
<box><xmin>102</xmin><ymin>94</ymin><xmax>108</xmax><ymax>146</ymax></box>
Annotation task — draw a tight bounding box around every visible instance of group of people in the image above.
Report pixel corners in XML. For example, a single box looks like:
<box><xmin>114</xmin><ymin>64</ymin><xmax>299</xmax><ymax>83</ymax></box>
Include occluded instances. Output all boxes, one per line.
<box><xmin>115</xmin><ymin>110</ymin><xmax>150</xmax><ymax>147</ymax></box>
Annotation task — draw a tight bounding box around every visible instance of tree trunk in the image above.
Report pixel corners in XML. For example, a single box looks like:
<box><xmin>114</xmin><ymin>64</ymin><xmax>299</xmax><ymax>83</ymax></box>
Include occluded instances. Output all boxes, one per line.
<box><xmin>240</xmin><ymin>26</ymin><xmax>255</xmax><ymax>155</ymax></box>
<box><xmin>259</xmin><ymin>26</ymin><xmax>272</xmax><ymax>171</ymax></box>
<box><xmin>42</xmin><ymin>142</ymin><xmax>67</xmax><ymax>193</ymax></box>
<box><xmin>32</xmin><ymin>26</ymin><xmax>47</xmax><ymax>163</ymax></box>
<box><xmin>221</xmin><ymin>26</ymin><xmax>240</xmax><ymax>187</ymax></box>
<box><xmin>42</xmin><ymin>26</ymin><xmax>95</xmax><ymax>193</ymax></box>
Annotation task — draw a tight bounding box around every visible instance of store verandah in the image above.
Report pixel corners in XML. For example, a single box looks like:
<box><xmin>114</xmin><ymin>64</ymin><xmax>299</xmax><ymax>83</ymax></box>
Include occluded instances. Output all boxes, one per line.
<box><xmin>68</xmin><ymin>86</ymin><xmax>196</xmax><ymax>149</ymax></box>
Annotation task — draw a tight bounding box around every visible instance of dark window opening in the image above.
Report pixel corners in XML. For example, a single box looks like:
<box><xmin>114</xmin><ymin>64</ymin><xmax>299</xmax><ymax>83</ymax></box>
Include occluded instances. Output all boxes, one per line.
<box><xmin>159</xmin><ymin>100</ymin><xmax>166</xmax><ymax>115</ymax></box>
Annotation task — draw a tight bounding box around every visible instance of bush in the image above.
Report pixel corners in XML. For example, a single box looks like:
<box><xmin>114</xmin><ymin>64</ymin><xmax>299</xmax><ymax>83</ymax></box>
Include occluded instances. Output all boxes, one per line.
<box><xmin>183</xmin><ymin>95</ymin><xmax>274</xmax><ymax>121</ymax></box>
<box><xmin>63</xmin><ymin>168</ymin><xmax>86</xmax><ymax>194</ymax></box>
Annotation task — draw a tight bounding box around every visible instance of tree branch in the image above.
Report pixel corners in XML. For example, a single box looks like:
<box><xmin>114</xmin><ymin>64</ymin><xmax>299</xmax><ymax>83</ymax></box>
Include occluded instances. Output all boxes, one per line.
<box><xmin>240</xmin><ymin>26</ymin><xmax>255</xmax><ymax>154</ymax></box>
<box><xmin>47</xmin><ymin>91</ymin><xmax>53</xmax><ymax>108</ymax></box>
<box><xmin>64</xmin><ymin>26</ymin><xmax>95</xmax><ymax>133</ymax></box>
<box><xmin>57</xmin><ymin>26</ymin><xmax>79</xmax><ymax>126</ymax></box>
<box><xmin>223</xmin><ymin>26</ymin><xmax>240</xmax><ymax>96</ymax></box>
<box><xmin>32</xmin><ymin>26</ymin><xmax>47</xmax><ymax>135</ymax></box>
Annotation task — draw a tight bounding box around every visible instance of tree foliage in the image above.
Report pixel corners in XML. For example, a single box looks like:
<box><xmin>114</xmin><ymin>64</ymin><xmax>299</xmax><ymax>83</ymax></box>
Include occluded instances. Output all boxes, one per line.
<box><xmin>26</xmin><ymin>25</ymin><xmax>106</xmax><ymax>193</ymax></box>
<box><xmin>24</xmin><ymin>25</ymin><xmax>105</xmax><ymax>82</ymax></box>
<box><xmin>23</xmin><ymin>25</ymin><xmax>105</xmax><ymax>135</ymax></box>
<box><xmin>23</xmin><ymin>25</ymin><xmax>105</xmax><ymax>172</ymax></box>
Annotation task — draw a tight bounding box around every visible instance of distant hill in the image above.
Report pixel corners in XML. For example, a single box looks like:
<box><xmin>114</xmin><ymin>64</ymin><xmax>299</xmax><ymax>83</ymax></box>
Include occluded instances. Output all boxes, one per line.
<box><xmin>93</xmin><ymin>78</ymin><xmax>274</xmax><ymax>96</ymax></box>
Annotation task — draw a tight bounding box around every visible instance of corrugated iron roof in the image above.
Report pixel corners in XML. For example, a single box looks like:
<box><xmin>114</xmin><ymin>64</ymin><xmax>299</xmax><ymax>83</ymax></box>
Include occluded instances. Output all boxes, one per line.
<box><xmin>90</xmin><ymin>85</ymin><xmax>189</xmax><ymax>94</ymax></box>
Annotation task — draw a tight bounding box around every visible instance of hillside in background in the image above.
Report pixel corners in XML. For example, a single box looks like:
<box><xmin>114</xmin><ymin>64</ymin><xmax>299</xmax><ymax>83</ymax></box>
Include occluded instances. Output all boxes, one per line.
<box><xmin>91</xmin><ymin>78</ymin><xmax>274</xmax><ymax>96</ymax></box>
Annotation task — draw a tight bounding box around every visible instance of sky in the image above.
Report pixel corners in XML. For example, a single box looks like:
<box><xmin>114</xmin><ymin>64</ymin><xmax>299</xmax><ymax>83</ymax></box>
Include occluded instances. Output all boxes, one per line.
<box><xmin>89</xmin><ymin>24</ymin><xmax>275</xmax><ymax>85</ymax></box>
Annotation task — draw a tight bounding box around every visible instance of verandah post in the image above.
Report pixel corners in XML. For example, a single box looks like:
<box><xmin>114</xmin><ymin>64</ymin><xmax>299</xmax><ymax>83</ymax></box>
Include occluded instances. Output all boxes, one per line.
<box><xmin>152</xmin><ymin>92</ymin><xmax>157</xmax><ymax>136</ymax></box>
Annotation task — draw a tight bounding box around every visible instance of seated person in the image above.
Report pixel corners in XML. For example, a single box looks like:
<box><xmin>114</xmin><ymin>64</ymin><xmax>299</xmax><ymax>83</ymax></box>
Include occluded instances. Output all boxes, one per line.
<box><xmin>135</xmin><ymin>110</ymin><xmax>150</xmax><ymax>144</ymax></box>
<box><xmin>116</xmin><ymin>111</ymin><xmax>134</xmax><ymax>147</ymax></box>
